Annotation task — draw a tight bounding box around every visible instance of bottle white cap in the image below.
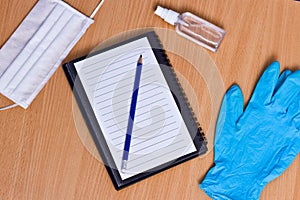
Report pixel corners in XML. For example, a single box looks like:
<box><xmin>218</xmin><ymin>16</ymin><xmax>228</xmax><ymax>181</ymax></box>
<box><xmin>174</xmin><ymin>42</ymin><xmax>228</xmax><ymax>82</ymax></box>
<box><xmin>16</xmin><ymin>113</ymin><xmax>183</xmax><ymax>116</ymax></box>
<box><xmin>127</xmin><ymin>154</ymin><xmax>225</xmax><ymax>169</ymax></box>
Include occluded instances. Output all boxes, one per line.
<box><xmin>154</xmin><ymin>6</ymin><xmax>179</xmax><ymax>26</ymax></box>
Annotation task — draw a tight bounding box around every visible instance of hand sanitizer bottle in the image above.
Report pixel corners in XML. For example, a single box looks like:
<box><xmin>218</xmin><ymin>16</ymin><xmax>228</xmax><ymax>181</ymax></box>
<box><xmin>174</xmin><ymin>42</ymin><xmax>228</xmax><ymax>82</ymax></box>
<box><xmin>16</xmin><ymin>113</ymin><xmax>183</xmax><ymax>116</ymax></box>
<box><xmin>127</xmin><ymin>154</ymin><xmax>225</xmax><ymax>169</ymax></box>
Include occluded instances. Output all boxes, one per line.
<box><xmin>154</xmin><ymin>6</ymin><xmax>226</xmax><ymax>52</ymax></box>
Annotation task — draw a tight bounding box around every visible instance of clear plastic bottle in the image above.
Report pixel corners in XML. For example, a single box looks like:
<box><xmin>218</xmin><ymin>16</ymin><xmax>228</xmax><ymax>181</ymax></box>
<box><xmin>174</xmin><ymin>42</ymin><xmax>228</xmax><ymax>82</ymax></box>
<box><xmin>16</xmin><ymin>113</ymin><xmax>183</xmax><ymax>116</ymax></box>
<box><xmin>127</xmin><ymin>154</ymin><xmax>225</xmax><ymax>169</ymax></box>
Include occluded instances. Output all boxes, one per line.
<box><xmin>154</xmin><ymin>6</ymin><xmax>226</xmax><ymax>52</ymax></box>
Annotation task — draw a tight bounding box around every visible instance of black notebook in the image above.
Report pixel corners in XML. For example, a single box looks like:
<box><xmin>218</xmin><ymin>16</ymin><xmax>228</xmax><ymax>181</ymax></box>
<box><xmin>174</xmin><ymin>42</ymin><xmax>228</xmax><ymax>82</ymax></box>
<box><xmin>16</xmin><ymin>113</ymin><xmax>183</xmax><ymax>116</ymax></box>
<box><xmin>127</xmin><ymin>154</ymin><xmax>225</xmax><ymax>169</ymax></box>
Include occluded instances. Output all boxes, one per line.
<box><xmin>63</xmin><ymin>31</ymin><xmax>207</xmax><ymax>190</ymax></box>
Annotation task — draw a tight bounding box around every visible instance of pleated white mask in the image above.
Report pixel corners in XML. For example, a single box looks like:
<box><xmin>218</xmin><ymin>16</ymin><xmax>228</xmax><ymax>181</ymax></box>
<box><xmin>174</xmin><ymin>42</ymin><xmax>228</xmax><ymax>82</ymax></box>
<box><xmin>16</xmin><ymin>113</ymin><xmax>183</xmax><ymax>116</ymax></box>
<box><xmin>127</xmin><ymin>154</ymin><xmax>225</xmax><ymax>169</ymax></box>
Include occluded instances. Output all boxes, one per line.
<box><xmin>0</xmin><ymin>0</ymin><xmax>104</xmax><ymax>109</ymax></box>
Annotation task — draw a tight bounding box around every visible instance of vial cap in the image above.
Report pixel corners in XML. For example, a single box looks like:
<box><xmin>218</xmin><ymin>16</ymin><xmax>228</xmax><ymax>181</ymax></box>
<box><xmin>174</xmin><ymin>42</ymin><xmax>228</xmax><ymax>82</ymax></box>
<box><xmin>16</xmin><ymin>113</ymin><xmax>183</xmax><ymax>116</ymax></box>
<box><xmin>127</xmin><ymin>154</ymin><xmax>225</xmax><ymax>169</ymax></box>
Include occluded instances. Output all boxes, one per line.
<box><xmin>154</xmin><ymin>6</ymin><xmax>179</xmax><ymax>26</ymax></box>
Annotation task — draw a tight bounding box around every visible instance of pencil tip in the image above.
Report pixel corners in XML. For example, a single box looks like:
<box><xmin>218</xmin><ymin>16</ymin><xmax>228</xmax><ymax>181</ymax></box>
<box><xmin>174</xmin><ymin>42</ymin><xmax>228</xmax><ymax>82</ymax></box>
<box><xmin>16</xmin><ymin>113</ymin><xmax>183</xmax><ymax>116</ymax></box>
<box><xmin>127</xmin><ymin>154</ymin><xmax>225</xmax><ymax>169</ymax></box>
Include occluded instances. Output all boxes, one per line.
<box><xmin>138</xmin><ymin>55</ymin><xmax>143</xmax><ymax>64</ymax></box>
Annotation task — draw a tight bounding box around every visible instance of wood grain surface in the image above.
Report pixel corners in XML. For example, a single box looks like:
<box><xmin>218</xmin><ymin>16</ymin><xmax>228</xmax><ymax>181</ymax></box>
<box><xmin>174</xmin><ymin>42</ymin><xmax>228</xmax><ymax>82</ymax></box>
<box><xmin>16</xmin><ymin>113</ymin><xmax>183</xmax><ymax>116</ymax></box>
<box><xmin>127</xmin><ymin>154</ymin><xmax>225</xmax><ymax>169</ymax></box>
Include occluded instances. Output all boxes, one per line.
<box><xmin>1</xmin><ymin>0</ymin><xmax>300</xmax><ymax>199</ymax></box>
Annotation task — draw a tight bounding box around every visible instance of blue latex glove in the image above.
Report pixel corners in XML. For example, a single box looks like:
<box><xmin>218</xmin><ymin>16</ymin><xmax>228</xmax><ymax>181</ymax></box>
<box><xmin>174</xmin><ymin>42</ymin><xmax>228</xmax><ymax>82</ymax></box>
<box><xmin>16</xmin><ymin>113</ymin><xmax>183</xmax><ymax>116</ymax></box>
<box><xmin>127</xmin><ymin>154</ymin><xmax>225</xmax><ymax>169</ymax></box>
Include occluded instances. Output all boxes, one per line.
<box><xmin>200</xmin><ymin>61</ymin><xmax>300</xmax><ymax>200</ymax></box>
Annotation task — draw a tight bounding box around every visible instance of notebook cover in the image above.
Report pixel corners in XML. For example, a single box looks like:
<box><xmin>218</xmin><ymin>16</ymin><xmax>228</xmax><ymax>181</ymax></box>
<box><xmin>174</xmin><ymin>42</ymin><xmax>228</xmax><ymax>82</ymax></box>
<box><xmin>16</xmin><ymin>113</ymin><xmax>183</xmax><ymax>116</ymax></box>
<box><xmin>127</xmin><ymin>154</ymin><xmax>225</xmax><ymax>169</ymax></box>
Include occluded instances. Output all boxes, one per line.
<box><xmin>62</xmin><ymin>31</ymin><xmax>207</xmax><ymax>190</ymax></box>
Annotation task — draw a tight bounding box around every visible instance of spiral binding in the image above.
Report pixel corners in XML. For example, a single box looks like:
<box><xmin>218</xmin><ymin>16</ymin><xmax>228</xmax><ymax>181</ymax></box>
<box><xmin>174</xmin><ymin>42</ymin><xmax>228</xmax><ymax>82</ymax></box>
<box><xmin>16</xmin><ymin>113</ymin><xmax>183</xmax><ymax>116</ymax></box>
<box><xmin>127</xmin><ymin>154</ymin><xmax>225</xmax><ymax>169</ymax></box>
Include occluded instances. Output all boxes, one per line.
<box><xmin>151</xmin><ymin>33</ymin><xmax>207</xmax><ymax>145</ymax></box>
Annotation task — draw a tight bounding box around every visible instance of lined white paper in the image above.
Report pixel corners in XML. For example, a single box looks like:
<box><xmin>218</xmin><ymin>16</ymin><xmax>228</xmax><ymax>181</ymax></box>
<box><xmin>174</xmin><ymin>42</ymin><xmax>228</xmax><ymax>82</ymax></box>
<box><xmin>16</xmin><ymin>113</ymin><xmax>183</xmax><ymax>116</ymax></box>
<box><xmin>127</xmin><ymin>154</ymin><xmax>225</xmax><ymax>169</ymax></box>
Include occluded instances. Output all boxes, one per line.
<box><xmin>74</xmin><ymin>37</ymin><xmax>196</xmax><ymax>180</ymax></box>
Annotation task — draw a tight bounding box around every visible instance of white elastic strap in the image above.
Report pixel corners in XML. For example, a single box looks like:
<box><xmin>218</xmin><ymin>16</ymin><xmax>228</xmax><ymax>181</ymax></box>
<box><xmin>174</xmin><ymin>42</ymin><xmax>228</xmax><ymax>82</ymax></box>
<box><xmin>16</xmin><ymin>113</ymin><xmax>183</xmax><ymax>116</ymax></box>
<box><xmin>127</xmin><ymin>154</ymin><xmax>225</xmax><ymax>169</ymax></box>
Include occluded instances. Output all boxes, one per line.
<box><xmin>90</xmin><ymin>0</ymin><xmax>105</xmax><ymax>19</ymax></box>
<box><xmin>0</xmin><ymin>103</ymin><xmax>18</xmax><ymax>110</ymax></box>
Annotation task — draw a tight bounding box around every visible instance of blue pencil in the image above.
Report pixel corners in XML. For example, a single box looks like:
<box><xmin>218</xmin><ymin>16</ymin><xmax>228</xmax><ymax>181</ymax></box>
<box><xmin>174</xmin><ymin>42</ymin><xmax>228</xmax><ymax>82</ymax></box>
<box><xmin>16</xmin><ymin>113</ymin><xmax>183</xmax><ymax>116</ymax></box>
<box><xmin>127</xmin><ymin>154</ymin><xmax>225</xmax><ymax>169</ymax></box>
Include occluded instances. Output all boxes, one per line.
<box><xmin>121</xmin><ymin>55</ymin><xmax>143</xmax><ymax>173</ymax></box>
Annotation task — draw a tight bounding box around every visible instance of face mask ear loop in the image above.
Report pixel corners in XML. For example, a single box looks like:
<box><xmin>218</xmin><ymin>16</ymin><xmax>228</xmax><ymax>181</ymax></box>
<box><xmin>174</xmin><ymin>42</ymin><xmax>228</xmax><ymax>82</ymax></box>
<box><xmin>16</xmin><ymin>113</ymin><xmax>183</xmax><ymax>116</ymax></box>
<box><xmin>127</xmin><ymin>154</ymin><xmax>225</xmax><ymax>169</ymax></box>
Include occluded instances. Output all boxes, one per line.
<box><xmin>0</xmin><ymin>103</ymin><xmax>18</xmax><ymax>110</ymax></box>
<box><xmin>90</xmin><ymin>0</ymin><xmax>105</xmax><ymax>19</ymax></box>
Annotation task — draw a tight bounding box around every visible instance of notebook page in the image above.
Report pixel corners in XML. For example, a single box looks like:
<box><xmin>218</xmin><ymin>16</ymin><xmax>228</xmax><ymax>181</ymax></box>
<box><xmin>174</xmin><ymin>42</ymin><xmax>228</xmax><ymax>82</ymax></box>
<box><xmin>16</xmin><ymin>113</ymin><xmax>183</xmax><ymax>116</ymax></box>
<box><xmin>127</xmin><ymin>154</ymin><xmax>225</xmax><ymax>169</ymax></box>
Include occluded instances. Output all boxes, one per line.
<box><xmin>74</xmin><ymin>37</ymin><xmax>196</xmax><ymax>180</ymax></box>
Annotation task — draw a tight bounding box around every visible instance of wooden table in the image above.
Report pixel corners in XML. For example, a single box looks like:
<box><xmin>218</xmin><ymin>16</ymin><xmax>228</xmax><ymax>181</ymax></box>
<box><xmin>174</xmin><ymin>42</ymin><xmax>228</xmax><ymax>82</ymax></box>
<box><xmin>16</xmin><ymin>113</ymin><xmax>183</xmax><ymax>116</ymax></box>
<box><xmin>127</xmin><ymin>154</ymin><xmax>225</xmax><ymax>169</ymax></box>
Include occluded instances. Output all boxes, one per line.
<box><xmin>1</xmin><ymin>0</ymin><xmax>300</xmax><ymax>199</ymax></box>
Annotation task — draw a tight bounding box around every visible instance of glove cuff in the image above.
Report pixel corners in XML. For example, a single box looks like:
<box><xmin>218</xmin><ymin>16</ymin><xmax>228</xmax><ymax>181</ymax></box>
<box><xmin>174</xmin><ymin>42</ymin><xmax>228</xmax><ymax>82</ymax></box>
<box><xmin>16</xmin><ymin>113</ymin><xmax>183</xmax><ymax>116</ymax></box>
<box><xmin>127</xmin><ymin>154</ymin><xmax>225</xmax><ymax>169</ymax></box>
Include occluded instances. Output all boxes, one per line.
<box><xmin>200</xmin><ymin>166</ymin><xmax>265</xmax><ymax>200</ymax></box>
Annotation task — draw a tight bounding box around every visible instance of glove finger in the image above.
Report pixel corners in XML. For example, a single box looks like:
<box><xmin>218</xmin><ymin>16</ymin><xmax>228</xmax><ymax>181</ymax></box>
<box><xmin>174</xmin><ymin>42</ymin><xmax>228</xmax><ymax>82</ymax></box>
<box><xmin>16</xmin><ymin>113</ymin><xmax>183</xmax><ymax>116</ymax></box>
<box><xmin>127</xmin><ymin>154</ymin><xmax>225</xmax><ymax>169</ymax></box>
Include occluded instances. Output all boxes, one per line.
<box><xmin>274</xmin><ymin>69</ymin><xmax>292</xmax><ymax>94</ymax></box>
<box><xmin>214</xmin><ymin>85</ymin><xmax>244</xmax><ymax>160</ymax></box>
<box><xmin>272</xmin><ymin>70</ymin><xmax>300</xmax><ymax>108</ymax></box>
<box><xmin>249</xmin><ymin>61</ymin><xmax>280</xmax><ymax>105</ymax></box>
<box><xmin>216</xmin><ymin>85</ymin><xmax>244</xmax><ymax>132</ymax></box>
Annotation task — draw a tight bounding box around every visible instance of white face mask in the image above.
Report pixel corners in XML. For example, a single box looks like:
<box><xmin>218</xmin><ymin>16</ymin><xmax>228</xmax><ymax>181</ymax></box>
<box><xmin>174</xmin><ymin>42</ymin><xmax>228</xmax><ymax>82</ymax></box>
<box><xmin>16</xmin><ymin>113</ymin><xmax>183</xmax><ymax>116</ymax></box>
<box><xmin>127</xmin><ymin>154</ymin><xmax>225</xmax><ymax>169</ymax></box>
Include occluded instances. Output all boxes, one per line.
<box><xmin>0</xmin><ymin>0</ymin><xmax>104</xmax><ymax>109</ymax></box>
